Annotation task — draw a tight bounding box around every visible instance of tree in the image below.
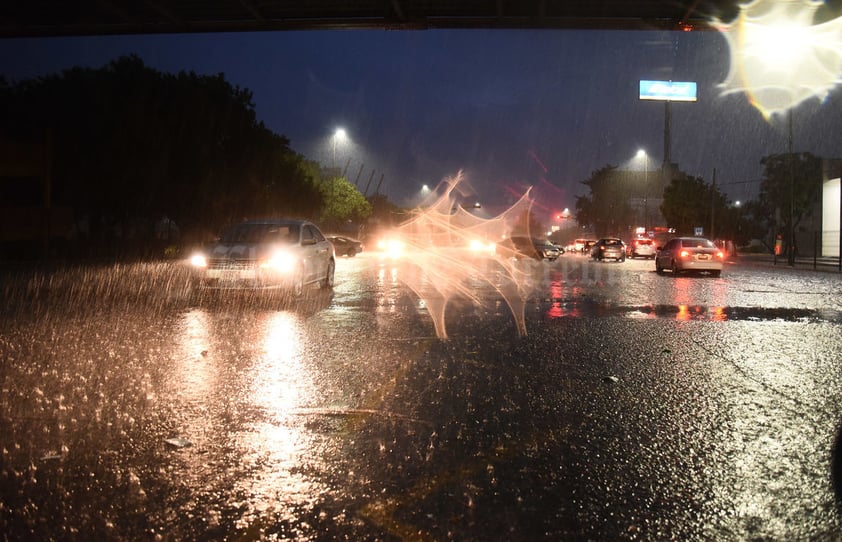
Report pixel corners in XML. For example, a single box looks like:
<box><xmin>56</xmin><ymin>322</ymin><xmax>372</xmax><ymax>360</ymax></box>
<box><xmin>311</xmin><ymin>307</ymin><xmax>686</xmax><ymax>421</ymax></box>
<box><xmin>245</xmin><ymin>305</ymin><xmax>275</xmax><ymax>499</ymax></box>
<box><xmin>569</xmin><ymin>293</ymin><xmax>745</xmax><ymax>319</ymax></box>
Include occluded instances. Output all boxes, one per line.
<box><xmin>756</xmin><ymin>152</ymin><xmax>822</xmax><ymax>258</ymax></box>
<box><xmin>0</xmin><ymin>55</ymin><xmax>327</xmax><ymax>255</ymax></box>
<box><xmin>575</xmin><ymin>165</ymin><xmax>635</xmax><ymax>237</ymax></box>
<box><xmin>318</xmin><ymin>176</ymin><xmax>371</xmax><ymax>230</ymax></box>
<box><xmin>660</xmin><ymin>174</ymin><xmax>723</xmax><ymax>234</ymax></box>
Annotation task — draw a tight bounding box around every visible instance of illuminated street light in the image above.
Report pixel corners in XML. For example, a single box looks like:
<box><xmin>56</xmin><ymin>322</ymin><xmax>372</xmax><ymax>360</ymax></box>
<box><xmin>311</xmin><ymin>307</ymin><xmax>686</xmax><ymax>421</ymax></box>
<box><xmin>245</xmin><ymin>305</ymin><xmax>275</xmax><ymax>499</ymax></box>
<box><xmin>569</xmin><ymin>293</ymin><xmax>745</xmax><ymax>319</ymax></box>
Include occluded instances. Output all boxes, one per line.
<box><xmin>332</xmin><ymin>128</ymin><xmax>347</xmax><ymax>168</ymax></box>
<box><xmin>637</xmin><ymin>149</ymin><xmax>649</xmax><ymax>229</ymax></box>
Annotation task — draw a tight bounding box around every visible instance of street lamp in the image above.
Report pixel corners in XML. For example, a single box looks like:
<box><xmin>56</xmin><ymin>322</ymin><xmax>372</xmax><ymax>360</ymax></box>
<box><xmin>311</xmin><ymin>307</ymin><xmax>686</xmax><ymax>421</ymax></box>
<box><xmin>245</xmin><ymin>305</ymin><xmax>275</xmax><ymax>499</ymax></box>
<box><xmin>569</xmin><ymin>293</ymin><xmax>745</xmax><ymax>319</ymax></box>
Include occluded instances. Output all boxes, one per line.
<box><xmin>332</xmin><ymin>128</ymin><xmax>347</xmax><ymax>168</ymax></box>
<box><xmin>637</xmin><ymin>149</ymin><xmax>648</xmax><ymax>229</ymax></box>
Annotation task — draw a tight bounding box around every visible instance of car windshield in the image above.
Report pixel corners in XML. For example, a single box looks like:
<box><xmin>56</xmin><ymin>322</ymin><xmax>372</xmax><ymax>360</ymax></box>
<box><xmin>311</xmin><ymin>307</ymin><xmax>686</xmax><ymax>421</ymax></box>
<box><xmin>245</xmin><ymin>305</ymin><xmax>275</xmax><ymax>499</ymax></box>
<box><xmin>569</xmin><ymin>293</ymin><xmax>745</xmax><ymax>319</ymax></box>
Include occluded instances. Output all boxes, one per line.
<box><xmin>220</xmin><ymin>223</ymin><xmax>299</xmax><ymax>244</ymax></box>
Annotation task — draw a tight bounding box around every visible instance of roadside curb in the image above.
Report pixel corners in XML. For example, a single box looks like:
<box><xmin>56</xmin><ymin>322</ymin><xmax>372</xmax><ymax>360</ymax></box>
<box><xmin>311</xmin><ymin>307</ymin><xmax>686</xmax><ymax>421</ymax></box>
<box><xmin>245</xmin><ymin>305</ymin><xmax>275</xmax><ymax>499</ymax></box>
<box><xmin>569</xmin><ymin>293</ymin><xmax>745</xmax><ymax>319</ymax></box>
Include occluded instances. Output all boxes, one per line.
<box><xmin>733</xmin><ymin>253</ymin><xmax>842</xmax><ymax>273</ymax></box>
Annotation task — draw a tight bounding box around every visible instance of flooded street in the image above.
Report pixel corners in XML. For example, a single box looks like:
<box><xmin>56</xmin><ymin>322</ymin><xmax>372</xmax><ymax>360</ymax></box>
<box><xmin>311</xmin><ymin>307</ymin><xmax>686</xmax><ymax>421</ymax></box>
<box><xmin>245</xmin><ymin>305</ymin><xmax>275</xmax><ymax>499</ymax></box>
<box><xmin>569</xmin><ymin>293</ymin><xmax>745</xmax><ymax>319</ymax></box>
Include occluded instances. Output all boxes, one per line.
<box><xmin>2</xmin><ymin>254</ymin><xmax>842</xmax><ymax>540</ymax></box>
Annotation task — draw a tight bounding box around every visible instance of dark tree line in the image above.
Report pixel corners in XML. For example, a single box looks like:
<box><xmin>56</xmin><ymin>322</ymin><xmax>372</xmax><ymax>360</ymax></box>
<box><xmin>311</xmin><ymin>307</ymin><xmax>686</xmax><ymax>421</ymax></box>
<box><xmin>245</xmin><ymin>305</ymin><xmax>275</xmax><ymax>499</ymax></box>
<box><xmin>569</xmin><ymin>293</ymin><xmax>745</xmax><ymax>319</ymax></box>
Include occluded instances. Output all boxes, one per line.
<box><xmin>575</xmin><ymin>151</ymin><xmax>824</xmax><ymax>252</ymax></box>
<box><xmin>0</xmin><ymin>55</ymin><xmax>329</xmax><ymax>255</ymax></box>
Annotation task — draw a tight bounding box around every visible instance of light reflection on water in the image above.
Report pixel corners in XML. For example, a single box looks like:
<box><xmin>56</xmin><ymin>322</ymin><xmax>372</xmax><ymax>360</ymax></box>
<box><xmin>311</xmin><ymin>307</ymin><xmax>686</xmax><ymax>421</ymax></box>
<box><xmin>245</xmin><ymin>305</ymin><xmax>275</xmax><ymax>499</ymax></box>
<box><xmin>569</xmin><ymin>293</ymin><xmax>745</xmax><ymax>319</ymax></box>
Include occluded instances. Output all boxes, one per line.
<box><xmin>238</xmin><ymin>311</ymin><xmax>326</xmax><ymax>524</ymax></box>
<box><xmin>173</xmin><ymin>308</ymin><xmax>329</xmax><ymax>529</ymax></box>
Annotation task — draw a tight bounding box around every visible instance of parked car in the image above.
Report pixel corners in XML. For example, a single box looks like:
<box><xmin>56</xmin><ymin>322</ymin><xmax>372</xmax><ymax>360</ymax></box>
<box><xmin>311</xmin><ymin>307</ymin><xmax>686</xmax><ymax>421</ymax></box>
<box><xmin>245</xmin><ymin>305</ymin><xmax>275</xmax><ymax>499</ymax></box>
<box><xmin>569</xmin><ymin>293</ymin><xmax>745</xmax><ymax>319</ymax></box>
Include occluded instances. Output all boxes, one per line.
<box><xmin>327</xmin><ymin>235</ymin><xmax>364</xmax><ymax>257</ymax></box>
<box><xmin>590</xmin><ymin>237</ymin><xmax>626</xmax><ymax>262</ymax></box>
<box><xmin>499</xmin><ymin>236</ymin><xmax>561</xmax><ymax>261</ymax></box>
<box><xmin>189</xmin><ymin>219</ymin><xmax>335</xmax><ymax>295</ymax></box>
<box><xmin>627</xmin><ymin>237</ymin><xmax>656</xmax><ymax>259</ymax></box>
<box><xmin>655</xmin><ymin>236</ymin><xmax>724</xmax><ymax>277</ymax></box>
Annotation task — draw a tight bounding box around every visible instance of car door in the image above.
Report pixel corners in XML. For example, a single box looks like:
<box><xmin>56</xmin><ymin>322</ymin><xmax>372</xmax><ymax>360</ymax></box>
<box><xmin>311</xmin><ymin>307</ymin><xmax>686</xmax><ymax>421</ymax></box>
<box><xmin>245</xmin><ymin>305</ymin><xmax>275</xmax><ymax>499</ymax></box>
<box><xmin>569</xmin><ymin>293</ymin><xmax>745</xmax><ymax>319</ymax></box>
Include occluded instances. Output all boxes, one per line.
<box><xmin>658</xmin><ymin>239</ymin><xmax>676</xmax><ymax>269</ymax></box>
<box><xmin>303</xmin><ymin>225</ymin><xmax>331</xmax><ymax>282</ymax></box>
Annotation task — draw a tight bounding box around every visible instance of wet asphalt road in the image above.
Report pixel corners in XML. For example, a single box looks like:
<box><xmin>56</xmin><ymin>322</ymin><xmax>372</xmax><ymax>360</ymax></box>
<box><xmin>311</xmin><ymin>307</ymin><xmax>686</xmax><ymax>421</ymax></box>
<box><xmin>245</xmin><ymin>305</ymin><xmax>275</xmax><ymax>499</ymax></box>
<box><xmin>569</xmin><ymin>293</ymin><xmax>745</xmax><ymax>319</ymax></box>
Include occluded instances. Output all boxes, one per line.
<box><xmin>1</xmin><ymin>253</ymin><xmax>842</xmax><ymax>540</ymax></box>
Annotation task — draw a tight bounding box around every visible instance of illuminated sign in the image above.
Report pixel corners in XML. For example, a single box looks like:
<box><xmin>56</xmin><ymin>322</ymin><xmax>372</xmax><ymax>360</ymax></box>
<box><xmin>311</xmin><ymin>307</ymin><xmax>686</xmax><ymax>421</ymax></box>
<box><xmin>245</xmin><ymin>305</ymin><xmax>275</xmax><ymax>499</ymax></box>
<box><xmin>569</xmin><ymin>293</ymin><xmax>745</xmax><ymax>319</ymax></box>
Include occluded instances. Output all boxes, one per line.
<box><xmin>639</xmin><ymin>80</ymin><xmax>698</xmax><ymax>102</ymax></box>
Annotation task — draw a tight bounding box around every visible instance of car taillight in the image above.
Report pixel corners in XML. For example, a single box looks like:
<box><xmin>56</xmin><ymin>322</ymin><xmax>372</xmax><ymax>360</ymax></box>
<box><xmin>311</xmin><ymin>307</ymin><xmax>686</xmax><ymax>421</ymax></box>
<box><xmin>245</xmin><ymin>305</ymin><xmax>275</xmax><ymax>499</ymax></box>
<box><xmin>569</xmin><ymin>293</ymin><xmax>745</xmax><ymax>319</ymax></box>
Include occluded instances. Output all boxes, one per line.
<box><xmin>679</xmin><ymin>250</ymin><xmax>690</xmax><ymax>258</ymax></box>
<box><xmin>716</xmin><ymin>251</ymin><xmax>725</xmax><ymax>259</ymax></box>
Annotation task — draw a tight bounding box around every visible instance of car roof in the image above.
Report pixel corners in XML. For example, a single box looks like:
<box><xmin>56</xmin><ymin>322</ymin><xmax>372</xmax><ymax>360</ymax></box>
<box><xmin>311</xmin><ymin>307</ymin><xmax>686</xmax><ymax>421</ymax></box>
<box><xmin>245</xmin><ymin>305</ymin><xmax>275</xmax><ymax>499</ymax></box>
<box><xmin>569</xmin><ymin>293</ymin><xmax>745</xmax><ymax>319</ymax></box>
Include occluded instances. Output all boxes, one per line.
<box><xmin>238</xmin><ymin>218</ymin><xmax>311</xmax><ymax>226</ymax></box>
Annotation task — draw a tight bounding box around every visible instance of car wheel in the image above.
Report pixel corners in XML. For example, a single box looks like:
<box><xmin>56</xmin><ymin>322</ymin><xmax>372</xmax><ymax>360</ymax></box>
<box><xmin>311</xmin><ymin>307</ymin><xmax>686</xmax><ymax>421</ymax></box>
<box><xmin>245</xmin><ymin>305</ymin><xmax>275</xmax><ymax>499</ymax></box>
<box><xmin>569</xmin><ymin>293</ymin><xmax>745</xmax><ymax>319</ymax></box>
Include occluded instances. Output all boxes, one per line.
<box><xmin>618</xmin><ymin>256</ymin><xmax>625</xmax><ymax>262</ymax></box>
<box><xmin>321</xmin><ymin>259</ymin><xmax>335</xmax><ymax>289</ymax></box>
<box><xmin>291</xmin><ymin>267</ymin><xmax>305</xmax><ymax>297</ymax></box>
<box><xmin>671</xmin><ymin>260</ymin><xmax>681</xmax><ymax>275</ymax></box>
<box><xmin>656</xmin><ymin>259</ymin><xmax>664</xmax><ymax>274</ymax></box>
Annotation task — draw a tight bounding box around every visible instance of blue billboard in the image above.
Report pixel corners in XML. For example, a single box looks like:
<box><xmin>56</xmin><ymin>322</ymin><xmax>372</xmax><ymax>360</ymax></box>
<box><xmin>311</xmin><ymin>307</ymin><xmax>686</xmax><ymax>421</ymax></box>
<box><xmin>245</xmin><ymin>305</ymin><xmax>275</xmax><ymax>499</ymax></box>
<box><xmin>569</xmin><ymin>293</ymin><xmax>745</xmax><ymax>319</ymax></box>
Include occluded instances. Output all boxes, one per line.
<box><xmin>639</xmin><ymin>80</ymin><xmax>698</xmax><ymax>102</ymax></box>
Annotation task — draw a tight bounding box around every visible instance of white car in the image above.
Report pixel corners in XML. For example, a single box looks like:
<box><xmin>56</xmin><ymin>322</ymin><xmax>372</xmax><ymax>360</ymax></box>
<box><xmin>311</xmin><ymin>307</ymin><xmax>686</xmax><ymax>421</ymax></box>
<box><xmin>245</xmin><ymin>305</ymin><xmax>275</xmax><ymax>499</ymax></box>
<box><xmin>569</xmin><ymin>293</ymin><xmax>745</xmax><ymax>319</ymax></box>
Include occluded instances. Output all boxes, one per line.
<box><xmin>189</xmin><ymin>219</ymin><xmax>335</xmax><ymax>295</ymax></box>
<box><xmin>655</xmin><ymin>237</ymin><xmax>724</xmax><ymax>277</ymax></box>
<box><xmin>628</xmin><ymin>237</ymin><xmax>656</xmax><ymax>259</ymax></box>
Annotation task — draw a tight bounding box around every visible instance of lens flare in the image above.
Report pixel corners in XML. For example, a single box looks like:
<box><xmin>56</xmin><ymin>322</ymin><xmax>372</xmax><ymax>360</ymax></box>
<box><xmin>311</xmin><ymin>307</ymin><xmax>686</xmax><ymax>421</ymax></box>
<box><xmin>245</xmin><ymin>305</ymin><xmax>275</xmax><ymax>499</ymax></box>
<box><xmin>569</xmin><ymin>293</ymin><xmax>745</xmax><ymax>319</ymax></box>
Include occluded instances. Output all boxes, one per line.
<box><xmin>385</xmin><ymin>171</ymin><xmax>541</xmax><ymax>339</ymax></box>
<box><xmin>715</xmin><ymin>0</ymin><xmax>842</xmax><ymax>119</ymax></box>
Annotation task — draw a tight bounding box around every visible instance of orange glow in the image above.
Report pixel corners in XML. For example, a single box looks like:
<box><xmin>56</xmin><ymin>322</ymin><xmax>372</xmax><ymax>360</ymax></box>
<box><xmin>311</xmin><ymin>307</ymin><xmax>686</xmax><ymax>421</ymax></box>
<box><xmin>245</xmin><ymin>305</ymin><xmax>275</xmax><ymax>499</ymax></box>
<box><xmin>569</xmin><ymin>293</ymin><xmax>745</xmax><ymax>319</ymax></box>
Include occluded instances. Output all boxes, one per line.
<box><xmin>373</xmin><ymin>170</ymin><xmax>536</xmax><ymax>338</ymax></box>
<box><xmin>715</xmin><ymin>0</ymin><xmax>842</xmax><ymax>119</ymax></box>
<box><xmin>680</xmin><ymin>250</ymin><xmax>690</xmax><ymax>258</ymax></box>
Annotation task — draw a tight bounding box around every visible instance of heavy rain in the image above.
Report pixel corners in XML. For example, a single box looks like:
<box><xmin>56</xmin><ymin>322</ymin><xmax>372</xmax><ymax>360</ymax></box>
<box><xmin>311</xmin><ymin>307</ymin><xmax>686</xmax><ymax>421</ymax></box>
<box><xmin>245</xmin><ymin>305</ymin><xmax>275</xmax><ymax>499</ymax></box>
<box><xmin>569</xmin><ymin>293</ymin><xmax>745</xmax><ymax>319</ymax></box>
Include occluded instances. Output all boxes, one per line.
<box><xmin>2</xmin><ymin>253</ymin><xmax>842</xmax><ymax>539</ymax></box>
<box><xmin>3</xmin><ymin>0</ymin><xmax>842</xmax><ymax>539</ymax></box>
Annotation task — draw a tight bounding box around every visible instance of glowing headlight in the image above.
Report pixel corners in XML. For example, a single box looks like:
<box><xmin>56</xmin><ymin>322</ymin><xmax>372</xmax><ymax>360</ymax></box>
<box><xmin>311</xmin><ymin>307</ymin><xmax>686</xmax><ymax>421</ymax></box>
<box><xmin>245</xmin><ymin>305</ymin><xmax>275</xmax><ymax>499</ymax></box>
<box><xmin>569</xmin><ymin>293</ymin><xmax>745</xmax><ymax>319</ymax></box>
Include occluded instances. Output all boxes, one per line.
<box><xmin>261</xmin><ymin>250</ymin><xmax>296</xmax><ymax>273</ymax></box>
<box><xmin>190</xmin><ymin>253</ymin><xmax>207</xmax><ymax>267</ymax></box>
<box><xmin>377</xmin><ymin>239</ymin><xmax>405</xmax><ymax>258</ymax></box>
<box><xmin>469</xmin><ymin>240</ymin><xmax>496</xmax><ymax>253</ymax></box>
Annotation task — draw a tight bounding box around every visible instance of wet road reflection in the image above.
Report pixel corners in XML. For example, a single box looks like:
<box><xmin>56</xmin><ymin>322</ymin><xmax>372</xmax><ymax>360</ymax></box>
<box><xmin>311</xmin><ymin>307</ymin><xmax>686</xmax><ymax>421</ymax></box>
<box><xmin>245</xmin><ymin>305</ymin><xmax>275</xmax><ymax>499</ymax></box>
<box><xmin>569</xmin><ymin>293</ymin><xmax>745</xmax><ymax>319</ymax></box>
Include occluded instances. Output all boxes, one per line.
<box><xmin>2</xmin><ymin>255</ymin><xmax>842</xmax><ymax>539</ymax></box>
<box><xmin>167</xmin><ymin>308</ymin><xmax>336</xmax><ymax>536</ymax></box>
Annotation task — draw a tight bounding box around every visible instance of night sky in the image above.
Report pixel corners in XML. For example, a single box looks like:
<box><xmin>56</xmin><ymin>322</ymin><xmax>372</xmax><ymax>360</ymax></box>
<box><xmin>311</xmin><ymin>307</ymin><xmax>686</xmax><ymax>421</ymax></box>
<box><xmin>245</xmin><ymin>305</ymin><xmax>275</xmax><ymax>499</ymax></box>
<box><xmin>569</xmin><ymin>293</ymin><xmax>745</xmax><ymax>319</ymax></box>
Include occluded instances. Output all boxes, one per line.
<box><xmin>2</xmin><ymin>27</ymin><xmax>841</xmax><ymax>216</ymax></box>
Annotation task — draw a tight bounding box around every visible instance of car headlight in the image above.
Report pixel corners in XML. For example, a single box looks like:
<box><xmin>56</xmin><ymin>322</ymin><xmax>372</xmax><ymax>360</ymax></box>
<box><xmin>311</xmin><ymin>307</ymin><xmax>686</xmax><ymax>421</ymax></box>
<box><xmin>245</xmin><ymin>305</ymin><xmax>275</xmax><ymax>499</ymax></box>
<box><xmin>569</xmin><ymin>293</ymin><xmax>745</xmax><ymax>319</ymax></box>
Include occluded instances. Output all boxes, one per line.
<box><xmin>190</xmin><ymin>253</ymin><xmax>207</xmax><ymax>268</ymax></box>
<box><xmin>261</xmin><ymin>250</ymin><xmax>296</xmax><ymax>273</ymax></box>
<box><xmin>469</xmin><ymin>240</ymin><xmax>496</xmax><ymax>253</ymax></box>
<box><xmin>377</xmin><ymin>239</ymin><xmax>405</xmax><ymax>258</ymax></box>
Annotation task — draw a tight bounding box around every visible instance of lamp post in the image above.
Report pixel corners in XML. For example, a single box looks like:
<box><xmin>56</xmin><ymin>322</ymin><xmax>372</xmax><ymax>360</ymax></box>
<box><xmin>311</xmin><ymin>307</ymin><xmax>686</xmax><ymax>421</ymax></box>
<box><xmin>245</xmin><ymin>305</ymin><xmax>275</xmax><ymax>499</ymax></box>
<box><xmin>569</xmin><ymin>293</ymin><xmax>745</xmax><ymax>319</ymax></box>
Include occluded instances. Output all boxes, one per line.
<box><xmin>332</xmin><ymin>128</ymin><xmax>347</xmax><ymax>168</ymax></box>
<box><xmin>637</xmin><ymin>149</ymin><xmax>648</xmax><ymax>230</ymax></box>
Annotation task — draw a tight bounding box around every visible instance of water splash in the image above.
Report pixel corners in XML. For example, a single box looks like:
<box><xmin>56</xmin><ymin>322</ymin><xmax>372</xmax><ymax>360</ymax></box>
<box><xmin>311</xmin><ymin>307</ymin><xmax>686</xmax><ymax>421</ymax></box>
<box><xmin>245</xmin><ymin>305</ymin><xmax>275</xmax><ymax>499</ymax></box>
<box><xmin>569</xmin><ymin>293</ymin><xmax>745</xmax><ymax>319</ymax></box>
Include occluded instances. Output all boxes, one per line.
<box><xmin>715</xmin><ymin>0</ymin><xmax>842</xmax><ymax>119</ymax></box>
<box><xmin>382</xmin><ymin>171</ymin><xmax>543</xmax><ymax>339</ymax></box>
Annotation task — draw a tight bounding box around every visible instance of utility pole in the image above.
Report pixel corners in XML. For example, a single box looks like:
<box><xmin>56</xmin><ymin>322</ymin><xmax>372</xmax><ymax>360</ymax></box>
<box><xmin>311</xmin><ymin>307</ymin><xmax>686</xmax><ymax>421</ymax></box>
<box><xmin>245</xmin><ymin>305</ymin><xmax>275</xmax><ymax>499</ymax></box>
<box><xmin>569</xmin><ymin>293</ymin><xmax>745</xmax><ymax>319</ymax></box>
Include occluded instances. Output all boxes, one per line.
<box><xmin>363</xmin><ymin>169</ymin><xmax>375</xmax><ymax>197</ymax></box>
<box><xmin>710</xmin><ymin>168</ymin><xmax>716</xmax><ymax>240</ymax></box>
<box><xmin>353</xmin><ymin>163</ymin><xmax>364</xmax><ymax>187</ymax></box>
<box><xmin>788</xmin><ymin>110</ymin><xmax>795</xmax><ymax>266</ymax></box>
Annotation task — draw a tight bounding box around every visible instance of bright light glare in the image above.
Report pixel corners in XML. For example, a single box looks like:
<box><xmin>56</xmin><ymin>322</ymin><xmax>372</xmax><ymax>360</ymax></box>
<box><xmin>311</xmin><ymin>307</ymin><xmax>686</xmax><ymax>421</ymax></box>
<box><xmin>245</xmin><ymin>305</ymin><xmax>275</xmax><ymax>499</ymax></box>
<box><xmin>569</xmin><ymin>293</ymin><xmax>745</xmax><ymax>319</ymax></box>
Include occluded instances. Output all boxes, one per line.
<box><xmin>374</xmin><ymin>170</ymin><xmax>536</xmax><ymax>339</ymax></box>
<box><xmin>261</xmin><ymin>250</ymin><xmax>296</xmax><ymax>272</ymax></box>
<box><xmin>468</xmin><ymin>239</ymin><xmax>496</xmax><ymax>253</ymax></box>
<box><xmin>715</xmin><ymin>0</ymin><xmax>842</xmax><ymax>118</ymax></box>
<box><xmin>680</xmin><ymin>250</ymin><xmax>690</xmax><ymax>258</ymax></box>
<box><xmin>190</xmin><ymin>253</ymin><xmax>207</xmax><ymax>267</ymax></box>
<box><xmin>377</xmin><ymin>238</ymin><xmax>405</xmax><ymax>258</ymax></box>
<box><xmin>334</xmin><ymin>128</ymin><xmax>347</xmax><ymax>141</ymax></box>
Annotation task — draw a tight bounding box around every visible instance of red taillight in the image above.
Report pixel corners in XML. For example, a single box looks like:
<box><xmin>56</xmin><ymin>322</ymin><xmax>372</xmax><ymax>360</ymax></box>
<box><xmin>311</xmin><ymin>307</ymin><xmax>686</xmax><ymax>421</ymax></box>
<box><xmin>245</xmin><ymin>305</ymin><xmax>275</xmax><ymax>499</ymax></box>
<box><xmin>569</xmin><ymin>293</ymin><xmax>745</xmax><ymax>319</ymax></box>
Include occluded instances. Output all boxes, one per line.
<box><xmin>716</xmin><ymin>251</ymin><xmax>724</xmax><ymax>259</ymax></box>
<box><xmin>679</xmin><ymin>250</ymin><xmax>690</xmax><ymax>258</ymax></box>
